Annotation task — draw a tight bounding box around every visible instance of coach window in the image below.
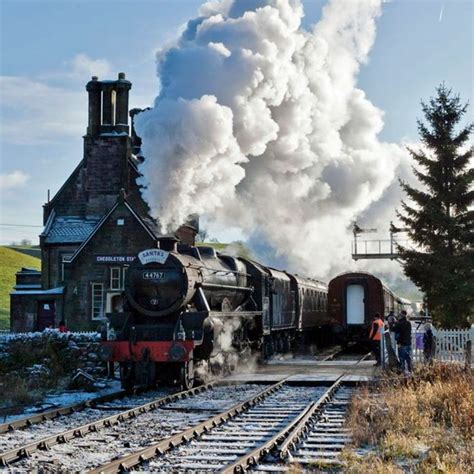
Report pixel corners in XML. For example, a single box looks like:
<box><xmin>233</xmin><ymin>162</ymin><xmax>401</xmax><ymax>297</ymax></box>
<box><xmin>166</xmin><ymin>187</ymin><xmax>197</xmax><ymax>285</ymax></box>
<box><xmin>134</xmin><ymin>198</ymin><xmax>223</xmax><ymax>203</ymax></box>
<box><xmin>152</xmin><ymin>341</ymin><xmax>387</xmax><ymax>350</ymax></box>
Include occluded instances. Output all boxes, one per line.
<box><xmin>110</xmin><ymin>267</ymin><xmax>121</xmax><ymax>290</ymax></box>
<box><xmin>91</xmin><ymin>283</ymin><xmax>104</xmax><ymax>320</ymax></box>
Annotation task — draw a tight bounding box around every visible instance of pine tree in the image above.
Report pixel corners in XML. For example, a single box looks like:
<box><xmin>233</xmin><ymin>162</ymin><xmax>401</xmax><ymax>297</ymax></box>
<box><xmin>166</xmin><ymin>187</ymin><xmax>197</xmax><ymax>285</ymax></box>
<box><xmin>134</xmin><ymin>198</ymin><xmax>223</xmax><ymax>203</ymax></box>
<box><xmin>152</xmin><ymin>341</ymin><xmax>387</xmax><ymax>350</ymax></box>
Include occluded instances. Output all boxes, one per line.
<box><xmin>397</xmin><ymin>84</ymin><xmax>473</xmax><ymax>328</ymax></box>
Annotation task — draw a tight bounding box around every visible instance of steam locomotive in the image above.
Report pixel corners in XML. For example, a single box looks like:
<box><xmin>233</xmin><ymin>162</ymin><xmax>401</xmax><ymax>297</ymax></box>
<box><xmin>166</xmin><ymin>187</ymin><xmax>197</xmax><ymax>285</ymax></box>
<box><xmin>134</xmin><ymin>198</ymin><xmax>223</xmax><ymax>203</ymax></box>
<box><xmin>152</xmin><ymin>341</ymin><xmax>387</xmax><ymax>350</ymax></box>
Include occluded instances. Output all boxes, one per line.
<box><xmin>101</xmin><ymin>238</ymin><xmax>330</xmax><ymax>389</ymax></box>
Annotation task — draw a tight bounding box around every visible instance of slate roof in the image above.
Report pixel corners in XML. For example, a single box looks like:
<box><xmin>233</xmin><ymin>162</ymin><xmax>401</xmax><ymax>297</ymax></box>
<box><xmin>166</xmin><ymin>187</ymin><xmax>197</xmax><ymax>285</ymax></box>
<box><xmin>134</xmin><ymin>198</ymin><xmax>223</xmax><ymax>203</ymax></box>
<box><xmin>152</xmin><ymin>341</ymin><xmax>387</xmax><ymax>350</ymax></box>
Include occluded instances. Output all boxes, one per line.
<box><xmin>44</xmin><ymin>216</ymin><xmax>101</xmax><ymax>244</ymax></box>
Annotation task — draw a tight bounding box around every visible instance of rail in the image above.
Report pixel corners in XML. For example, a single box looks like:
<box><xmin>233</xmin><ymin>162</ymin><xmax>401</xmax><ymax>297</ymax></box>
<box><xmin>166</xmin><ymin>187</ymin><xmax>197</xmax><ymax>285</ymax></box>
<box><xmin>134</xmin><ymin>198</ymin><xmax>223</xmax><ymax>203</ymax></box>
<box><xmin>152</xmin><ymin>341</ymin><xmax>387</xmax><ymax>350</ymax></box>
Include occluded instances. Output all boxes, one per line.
<box><xmin>88</xmin><ymin>378</ymin><xmax>289</xmax><ymax>474</ymax></box>
<box><xmin>90</xmin><ymin>354</ymin><xmax>369</xmax><ymax>473</ymax></box>
<box><xmin>0</xmin><ymin>382</ymin><xmax>216</xmax><ymax>466</ymax></box>
<box><xmin>0</xmin><ymin>388</ymin><xmax>134</xmax><ymax>433</ymax></box>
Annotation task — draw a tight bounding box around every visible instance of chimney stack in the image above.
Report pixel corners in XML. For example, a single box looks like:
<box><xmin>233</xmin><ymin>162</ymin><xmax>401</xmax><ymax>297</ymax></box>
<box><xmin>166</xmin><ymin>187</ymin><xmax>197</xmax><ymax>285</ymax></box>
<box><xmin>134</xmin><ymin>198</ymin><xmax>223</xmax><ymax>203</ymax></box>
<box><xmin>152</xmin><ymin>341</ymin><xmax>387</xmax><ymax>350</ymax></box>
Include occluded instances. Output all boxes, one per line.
<box><xmin>86</xmin><ymin>76</ymin><xmax>101</xmax><ymax>136</ymax></box>
<box><xmin>115</xmin><ymin>72</ymin><xmax>131</xmax><ymax>134</ymax></box>
<box><xmin>85</xmin><ymin>73</ymin><xmax>132</xmax><ymax>137</ymax></box>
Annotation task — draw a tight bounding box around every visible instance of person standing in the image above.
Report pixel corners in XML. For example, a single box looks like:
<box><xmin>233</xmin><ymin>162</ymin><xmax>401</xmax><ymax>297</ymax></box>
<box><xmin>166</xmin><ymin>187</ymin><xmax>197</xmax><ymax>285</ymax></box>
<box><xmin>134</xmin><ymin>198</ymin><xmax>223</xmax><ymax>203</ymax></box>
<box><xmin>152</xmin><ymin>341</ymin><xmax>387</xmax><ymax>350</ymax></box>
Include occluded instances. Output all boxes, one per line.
<box><xmin>423</xmin><ymin>322</ymin><xmax>435</xmax><ymax>364</ymax></box>
<box><xmin>386</xmin><ymin>310</ymin><xmax>396</xmax><ymax>331</ymax></box>
<box><xmin>394</xmin><ymin>310</ymin><xmax>412</xmax><ymax>373</ymax></box>
<box><xmin>369</xmin><ymin>313</ymin><xmax>384</xmax><ymax>366</ymax></box>
<box><xmin>58</xmin><ymin>319</ymin><xmax>68</xmax><ymax>333</ymax></box>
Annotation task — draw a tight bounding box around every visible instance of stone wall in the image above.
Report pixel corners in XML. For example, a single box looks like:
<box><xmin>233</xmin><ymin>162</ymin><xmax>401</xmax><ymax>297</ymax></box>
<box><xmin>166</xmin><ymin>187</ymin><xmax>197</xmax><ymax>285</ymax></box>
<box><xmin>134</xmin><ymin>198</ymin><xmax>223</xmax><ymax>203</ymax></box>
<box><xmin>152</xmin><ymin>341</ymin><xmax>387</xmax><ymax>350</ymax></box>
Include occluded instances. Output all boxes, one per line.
<box><xmin>0</xmin><ymin>330</ymin><xmax>106</xmax><ymax>379</ymax></box>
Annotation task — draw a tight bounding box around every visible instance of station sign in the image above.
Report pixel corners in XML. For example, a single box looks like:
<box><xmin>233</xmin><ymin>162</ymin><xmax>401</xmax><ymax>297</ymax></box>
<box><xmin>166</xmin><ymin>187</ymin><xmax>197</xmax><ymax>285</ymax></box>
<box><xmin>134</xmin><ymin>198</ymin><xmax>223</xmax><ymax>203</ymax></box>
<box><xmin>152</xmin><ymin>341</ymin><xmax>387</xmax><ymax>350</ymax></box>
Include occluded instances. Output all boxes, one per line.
<box><xmin>94</xmin><ymin>255</ymin><xmax>136</xmax><ymax>264</ymax></box>
<box><xmin>138</xmin><ymin>249</ymin><xmax>169</xmax><ymax>265</ymax></box>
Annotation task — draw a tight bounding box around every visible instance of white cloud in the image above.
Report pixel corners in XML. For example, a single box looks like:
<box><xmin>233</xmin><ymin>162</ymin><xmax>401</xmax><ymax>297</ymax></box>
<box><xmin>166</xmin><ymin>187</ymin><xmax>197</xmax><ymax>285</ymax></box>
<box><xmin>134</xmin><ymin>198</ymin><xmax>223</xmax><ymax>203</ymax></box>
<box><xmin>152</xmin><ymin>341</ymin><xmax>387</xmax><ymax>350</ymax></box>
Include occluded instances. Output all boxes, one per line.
<box><xmin>0</xmin><ymin>53</ymin><xmax>116</xmax><ymax>145</ymax></box>
<box><xmin>0</xmin><ymin>76</ymin><xmax>86</xmax><ymax>145</ymax></box>
<box><xmin>0</xmin><ymin>170</ymin><xmax>29</xmax><ymax>190</ymax></box>
<box><xmin>67</xmin><ymin>53</ymin><xmax>112</xmax><ymax>79</ymax></box>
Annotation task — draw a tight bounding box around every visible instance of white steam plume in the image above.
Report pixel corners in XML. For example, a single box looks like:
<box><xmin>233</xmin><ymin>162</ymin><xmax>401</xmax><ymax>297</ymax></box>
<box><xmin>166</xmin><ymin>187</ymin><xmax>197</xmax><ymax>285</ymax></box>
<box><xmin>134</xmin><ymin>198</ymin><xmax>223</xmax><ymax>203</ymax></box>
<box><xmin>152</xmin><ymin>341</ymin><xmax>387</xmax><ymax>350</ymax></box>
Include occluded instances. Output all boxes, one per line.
<box><xmin>136</xmin><ymin>0</ymin><xmax>408</xmax><ymax>278</ymax></box>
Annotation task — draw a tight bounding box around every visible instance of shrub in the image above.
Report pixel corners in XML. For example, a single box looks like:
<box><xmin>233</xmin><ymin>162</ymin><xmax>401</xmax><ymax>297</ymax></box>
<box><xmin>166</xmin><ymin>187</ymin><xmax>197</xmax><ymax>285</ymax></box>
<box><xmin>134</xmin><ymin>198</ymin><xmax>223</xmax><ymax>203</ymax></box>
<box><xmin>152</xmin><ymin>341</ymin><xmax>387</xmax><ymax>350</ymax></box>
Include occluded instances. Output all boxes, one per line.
<box><xmin>345</xmin><ymin>362</ymin><xmax>473</xmax><ymax>472</ymax></box>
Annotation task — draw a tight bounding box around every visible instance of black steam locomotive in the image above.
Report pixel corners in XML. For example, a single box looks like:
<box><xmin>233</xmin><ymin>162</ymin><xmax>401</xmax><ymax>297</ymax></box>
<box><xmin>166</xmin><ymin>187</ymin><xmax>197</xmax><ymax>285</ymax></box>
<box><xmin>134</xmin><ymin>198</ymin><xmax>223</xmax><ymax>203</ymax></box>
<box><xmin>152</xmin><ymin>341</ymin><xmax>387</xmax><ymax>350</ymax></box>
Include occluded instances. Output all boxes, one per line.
<box><xmin>102</xmin><ymin>238</ymin><xmax>330</xmax><ymax>389</ymax></box>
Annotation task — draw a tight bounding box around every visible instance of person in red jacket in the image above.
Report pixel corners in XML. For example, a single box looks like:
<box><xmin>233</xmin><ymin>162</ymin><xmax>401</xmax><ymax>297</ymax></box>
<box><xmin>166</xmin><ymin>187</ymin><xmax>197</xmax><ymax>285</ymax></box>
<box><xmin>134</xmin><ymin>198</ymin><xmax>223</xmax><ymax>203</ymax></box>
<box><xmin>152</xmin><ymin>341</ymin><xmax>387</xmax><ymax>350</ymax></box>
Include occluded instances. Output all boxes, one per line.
<box><xmin>58</xmin><ymin>319</ymin><xmax>68</xmax><ymax>333</ymax></box>
<box><xmin>369</xmin><ymin>313</ymin><xmax>384</xmax><ymax>366</ymax></box>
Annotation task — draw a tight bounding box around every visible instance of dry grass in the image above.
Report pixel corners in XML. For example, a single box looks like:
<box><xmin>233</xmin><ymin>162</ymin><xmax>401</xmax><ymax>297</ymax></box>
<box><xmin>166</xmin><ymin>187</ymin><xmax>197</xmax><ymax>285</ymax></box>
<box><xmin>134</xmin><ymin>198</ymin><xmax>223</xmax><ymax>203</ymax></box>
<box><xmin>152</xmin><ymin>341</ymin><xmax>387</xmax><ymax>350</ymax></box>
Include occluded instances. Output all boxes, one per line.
<box><xmin>344</xmin><ymin>363</ymin><xmax>473</xmax><ymax>473</ymax></box>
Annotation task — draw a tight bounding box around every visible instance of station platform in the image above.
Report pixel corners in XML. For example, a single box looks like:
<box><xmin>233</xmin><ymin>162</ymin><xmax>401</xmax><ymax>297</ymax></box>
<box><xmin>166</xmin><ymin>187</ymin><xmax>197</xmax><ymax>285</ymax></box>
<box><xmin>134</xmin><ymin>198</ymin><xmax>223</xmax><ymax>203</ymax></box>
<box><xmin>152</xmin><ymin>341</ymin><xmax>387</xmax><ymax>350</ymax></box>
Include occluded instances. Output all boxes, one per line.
<box><xmin>223</xmin><ymin>357</ymin><xmax>377</xmax><ymax>384</ymax></box>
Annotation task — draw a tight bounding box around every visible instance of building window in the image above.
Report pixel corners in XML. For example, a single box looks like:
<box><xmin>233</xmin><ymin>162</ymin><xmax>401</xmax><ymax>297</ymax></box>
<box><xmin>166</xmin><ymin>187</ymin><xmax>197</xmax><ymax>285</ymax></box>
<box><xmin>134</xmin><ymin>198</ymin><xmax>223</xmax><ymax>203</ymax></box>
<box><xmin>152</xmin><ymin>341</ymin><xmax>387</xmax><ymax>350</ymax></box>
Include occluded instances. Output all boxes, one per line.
<box><xmin>110</xmin><ymin>267</ymin><xmax>121</xmax><ymax>290</ymax></box>
<box><xmin>91</xmin><ymin>283</ymin><xmax>104</xmax><ymax>320</ymax></box>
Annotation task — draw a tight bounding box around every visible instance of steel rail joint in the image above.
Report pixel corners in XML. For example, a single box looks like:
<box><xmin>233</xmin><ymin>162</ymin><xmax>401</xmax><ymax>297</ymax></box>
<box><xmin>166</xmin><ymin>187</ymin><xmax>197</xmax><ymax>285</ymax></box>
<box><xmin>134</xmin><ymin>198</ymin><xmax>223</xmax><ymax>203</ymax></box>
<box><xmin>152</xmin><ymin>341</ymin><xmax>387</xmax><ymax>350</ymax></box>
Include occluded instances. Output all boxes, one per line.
<box><xmin>0</xmin><ymin>382</ymin><xmax>216</xmax><ymax>467</ymax></box>
<box><xmin>88</xmin><ymin>378</ymin><xmax>290</xmax><ymax>474</ymax></box>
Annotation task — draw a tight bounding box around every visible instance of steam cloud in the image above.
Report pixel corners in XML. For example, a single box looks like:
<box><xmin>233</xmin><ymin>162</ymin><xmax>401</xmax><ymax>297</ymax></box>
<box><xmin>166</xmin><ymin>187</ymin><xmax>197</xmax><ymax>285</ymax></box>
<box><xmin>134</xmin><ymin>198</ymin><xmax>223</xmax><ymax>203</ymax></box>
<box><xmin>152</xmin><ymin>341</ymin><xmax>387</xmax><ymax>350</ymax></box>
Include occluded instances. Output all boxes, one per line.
<box><xmin>135</xmin><ymin>0</ymin><xmax>408</xmax><ymax>277</ymax></box>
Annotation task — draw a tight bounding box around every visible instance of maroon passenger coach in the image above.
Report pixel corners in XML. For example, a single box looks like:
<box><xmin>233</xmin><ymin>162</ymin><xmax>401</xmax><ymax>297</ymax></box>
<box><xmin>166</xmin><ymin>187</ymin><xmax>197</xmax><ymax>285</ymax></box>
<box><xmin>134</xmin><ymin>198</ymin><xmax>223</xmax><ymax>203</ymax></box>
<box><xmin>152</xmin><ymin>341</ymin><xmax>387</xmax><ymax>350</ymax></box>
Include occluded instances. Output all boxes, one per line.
<box><xmin>328</xmin><ymin>272</ymin><xmax>410</xmax><ymax>344</ymax></box>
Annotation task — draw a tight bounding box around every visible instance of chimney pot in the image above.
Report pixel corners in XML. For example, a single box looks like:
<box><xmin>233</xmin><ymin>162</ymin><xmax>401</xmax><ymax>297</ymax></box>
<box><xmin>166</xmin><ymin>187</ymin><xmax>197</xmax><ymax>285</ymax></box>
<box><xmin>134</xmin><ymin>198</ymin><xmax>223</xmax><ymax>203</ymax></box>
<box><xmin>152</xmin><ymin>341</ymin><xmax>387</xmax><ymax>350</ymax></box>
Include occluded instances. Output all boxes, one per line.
<box><xmin>86</xmin><ymin>77</ymin><xmax>102</xmax><ymax>136</ymax></box>
<box><xmin>118</xmin><ymin>72</ymin><xmax>126</xmax><ymax>80</ymax></box>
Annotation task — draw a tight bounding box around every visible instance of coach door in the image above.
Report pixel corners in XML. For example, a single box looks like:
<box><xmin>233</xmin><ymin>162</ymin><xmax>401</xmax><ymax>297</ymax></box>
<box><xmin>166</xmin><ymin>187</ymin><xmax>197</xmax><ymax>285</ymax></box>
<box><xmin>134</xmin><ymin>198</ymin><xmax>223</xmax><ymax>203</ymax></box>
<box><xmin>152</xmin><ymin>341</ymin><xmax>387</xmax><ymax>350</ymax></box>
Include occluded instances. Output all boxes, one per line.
<box><xmin>37</xmin><ymin>301</ymin><xmax>56</xmax><ymax>330</ymax></box>
<box><xmin>346</xmin><ymin>285</ymin><xmax>365</xmax><ymax>325</ymax></box>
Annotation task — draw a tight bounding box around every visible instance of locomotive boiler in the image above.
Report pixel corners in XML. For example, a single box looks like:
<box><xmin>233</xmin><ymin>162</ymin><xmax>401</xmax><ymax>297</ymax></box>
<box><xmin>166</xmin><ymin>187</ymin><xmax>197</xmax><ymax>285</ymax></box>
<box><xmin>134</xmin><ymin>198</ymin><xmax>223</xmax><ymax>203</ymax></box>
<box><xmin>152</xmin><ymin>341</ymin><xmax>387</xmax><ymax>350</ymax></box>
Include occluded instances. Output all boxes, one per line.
<box><xmin>102</xmin><ymin>238</ymin><xmax>330</xmax><ymax>389</ymax></box>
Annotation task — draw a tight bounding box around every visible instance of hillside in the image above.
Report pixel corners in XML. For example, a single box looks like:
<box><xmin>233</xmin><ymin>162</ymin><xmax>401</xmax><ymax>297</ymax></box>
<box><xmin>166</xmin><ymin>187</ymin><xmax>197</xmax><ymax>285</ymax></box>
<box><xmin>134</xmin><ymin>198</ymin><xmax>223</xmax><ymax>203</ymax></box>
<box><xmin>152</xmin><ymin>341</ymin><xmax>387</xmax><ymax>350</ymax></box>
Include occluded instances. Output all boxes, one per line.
<box><xmin>0</xmin><ymin>247</ymin><xmax>41</xmax><ymax>329</ymax></box>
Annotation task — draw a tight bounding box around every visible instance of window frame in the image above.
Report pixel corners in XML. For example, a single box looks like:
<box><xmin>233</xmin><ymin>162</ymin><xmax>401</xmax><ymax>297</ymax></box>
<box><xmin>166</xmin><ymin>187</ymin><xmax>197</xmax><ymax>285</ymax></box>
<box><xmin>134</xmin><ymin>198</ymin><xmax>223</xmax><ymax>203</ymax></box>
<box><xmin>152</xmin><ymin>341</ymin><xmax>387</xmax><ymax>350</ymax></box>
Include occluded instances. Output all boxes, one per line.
<box><xmin>91</xmin><ymin>282</ymin><xmax>104</xmax><ymax>320</ymax></box>
<box><xmin>110</xmin><ymin>267</ymin><xmax>122</xmax><ymax>290</ymax></box>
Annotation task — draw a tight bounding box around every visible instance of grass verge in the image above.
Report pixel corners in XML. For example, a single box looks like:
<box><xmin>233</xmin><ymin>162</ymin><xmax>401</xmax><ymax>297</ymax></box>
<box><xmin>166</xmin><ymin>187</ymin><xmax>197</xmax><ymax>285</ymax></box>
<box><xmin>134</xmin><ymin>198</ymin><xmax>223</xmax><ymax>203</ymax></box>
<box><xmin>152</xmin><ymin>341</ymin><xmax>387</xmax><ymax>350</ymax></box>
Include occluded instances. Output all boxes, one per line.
<box><xmin>343</xmin><ymin>363</ymin><xmax>473</xmax><ymax>473</ymax></box>
<box><xmin>0</xmin><ymin>247</ymin><xmax>41</xmax><ymax>329</ymax></box>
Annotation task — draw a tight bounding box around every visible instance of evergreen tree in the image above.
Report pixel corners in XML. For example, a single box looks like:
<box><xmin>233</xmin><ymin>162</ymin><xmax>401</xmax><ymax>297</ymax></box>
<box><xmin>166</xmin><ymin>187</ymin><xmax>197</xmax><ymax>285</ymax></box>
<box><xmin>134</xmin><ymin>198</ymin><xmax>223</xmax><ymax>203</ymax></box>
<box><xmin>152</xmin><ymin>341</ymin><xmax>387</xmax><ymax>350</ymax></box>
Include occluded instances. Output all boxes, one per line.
<box><xmin>397</xmin><ymin>84</ymin><xmax>473</xmax><ymax>328</ymax></box>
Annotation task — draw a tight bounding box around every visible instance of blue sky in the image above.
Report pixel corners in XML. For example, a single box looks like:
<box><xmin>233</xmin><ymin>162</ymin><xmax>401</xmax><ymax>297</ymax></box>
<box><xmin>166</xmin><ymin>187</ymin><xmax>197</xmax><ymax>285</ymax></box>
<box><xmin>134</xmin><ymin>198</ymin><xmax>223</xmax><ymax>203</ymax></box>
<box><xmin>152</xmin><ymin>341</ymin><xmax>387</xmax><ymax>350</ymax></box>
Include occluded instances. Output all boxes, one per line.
<box><xmin>0</xmin><ymin>0</ymin><xmax>472</xmax><ymax>245</ymax></box>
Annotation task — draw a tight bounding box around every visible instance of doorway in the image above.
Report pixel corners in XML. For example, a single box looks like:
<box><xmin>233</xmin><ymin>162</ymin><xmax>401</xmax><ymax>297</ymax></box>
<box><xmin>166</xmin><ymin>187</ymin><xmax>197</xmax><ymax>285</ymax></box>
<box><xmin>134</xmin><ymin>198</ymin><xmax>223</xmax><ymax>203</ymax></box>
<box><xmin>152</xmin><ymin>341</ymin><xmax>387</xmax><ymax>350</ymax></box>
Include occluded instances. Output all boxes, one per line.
<box><xmin>37</xmin><ymin>300</ymin><xmax>56</xmax><ymax>330</ymax></box>
<box><xmin>346</xmin><ymin>285</ymin><xmax>365</xmax><ymax>325</ymax></box>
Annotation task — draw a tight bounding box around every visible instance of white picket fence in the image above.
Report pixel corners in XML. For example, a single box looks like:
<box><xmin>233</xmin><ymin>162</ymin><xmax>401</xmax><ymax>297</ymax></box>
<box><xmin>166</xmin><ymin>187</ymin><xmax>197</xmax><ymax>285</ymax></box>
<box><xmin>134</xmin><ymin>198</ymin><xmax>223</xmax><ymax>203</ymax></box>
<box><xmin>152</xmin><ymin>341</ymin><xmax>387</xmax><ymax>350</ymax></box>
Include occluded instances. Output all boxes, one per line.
<box><xmin>412</xmin><ymin>327</ymin><xmax>473</xmax><ymax>363</ymax></box>
<box><xmin>382</xmin><ymin>325</ymin><xmax>473</xmax><ymax>366</ymax></box>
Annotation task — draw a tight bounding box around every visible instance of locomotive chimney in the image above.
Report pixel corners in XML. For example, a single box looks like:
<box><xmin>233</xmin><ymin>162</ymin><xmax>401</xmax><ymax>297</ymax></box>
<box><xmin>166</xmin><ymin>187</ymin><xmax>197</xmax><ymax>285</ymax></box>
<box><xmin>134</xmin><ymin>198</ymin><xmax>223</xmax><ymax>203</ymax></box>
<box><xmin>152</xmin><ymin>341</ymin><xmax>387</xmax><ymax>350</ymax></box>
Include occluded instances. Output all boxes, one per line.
<box><xmin>158</xmin><ymin>236</ymin><xmax>178</xmax><ymax>252</ymax></box>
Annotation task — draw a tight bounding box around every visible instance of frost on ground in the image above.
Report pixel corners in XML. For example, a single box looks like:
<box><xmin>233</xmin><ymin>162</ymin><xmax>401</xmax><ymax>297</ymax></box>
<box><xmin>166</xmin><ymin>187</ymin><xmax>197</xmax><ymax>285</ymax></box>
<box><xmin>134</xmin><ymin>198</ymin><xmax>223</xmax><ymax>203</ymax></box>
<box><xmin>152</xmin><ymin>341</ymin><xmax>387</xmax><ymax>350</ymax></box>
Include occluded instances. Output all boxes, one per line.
<box><xmin>1</xmin><ymin>379</ymin><xmax>122</xmax><ymax>424</ymax></box>
<box><xmin>8</xmin><ymin>384</ymin><xmax>264</xmax><ymax>471</ymax></box>
<box><xmin>0</xmin><ymin>387</ymin><xmax>171</xmax><ymax>452</ymax></box>
<box><xmin>146</xmin><ymin>385</ymin><xmax>328</xmax><ymax>471</ymax></box>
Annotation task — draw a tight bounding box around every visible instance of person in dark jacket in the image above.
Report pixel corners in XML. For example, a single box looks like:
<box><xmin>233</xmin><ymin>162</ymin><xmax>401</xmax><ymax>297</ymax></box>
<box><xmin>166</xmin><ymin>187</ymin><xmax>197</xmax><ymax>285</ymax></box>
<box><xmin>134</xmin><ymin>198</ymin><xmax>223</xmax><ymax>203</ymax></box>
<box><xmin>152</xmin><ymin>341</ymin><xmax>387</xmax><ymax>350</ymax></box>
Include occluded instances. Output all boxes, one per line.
<box><xmin>394</xmin><ymin>310</ymin><xmax>412</xmax><ymax>373</ymax></box>
<box><xmin>423</xmin><ymin>323</ymin><xmax>435</xmax><ymax>363</ymax></box>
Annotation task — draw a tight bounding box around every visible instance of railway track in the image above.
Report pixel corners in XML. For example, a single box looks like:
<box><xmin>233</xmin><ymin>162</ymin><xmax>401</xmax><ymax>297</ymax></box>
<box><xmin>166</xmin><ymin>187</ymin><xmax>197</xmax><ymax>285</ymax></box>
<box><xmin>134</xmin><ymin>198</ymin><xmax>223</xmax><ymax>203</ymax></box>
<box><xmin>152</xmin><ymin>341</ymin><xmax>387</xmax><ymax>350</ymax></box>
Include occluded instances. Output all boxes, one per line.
<box><xmin>1</xmin><ymin>354</ymin><xmax>369</xmax><ymax>472</ymax></box>
<box><xmin>88</xmin><ymin>354</ymin><xmax>368</xmax><ymax>473</ymax></box>
<box><xmin>0</xmin><ymin>386</ymin><xmax>153</xmax><ymax>433</ymax></box>
<box><xmin>0</xmin><ymin>382</ymin><xmax>264</xmax><ymax>471</ymax></box>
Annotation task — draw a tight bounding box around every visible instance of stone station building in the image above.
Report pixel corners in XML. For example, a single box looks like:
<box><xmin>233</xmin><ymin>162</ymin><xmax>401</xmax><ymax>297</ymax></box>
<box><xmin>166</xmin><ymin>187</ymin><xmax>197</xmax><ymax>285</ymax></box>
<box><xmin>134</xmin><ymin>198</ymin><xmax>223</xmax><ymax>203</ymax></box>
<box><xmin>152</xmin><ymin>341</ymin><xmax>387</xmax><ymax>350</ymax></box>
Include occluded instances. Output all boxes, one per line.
<box><xmin>11</xmin><ymin>73</ymin><xmax>197</xmax><ymax>332</ymax></box>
